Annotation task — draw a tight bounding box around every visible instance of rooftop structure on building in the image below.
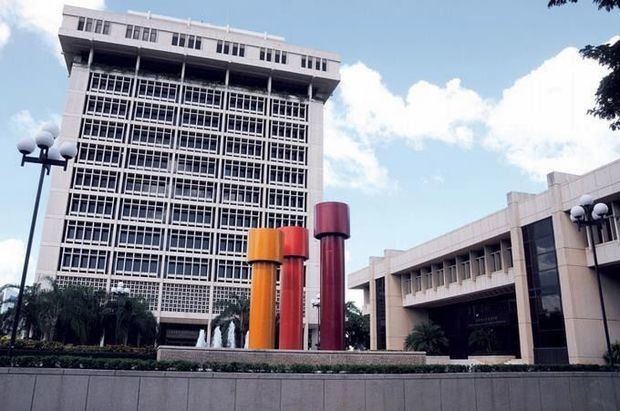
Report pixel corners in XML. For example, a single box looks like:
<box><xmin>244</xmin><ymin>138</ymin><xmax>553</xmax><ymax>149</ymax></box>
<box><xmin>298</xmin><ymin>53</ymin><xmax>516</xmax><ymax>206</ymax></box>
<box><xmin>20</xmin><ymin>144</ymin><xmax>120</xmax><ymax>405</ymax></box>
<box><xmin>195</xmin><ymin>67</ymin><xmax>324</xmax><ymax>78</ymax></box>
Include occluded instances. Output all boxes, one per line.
<box><xmin>349</xmin><ymin>159</ymin><xmax>620</xmax><ymax>364</ymax></box>
<box><xmin>36</xmin><ymin>5</ymin><xmax>340</xmax><ymax>346</ymax></box>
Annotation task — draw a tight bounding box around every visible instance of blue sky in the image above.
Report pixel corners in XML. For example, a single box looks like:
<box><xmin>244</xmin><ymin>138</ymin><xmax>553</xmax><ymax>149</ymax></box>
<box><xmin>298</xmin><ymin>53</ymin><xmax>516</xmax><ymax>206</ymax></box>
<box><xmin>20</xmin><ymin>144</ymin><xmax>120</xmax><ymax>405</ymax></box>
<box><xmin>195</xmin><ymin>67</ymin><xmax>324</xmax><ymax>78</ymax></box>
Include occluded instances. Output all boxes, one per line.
<box><xmin>0</xmin><ymin>1</ymin><xmax>618</xmax><ymax>298</ymax></box>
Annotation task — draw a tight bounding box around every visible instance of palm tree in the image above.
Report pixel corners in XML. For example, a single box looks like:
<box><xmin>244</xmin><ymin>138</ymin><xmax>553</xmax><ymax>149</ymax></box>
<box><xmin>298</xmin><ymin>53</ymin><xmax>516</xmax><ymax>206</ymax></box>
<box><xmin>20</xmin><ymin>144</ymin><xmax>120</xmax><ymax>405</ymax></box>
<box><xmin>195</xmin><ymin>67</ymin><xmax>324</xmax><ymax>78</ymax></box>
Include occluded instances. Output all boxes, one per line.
<box><xmin>404</xmin><ymin>320</ymin><xmax>449</xmax><ymax>355</ymax></box>
<box><xmin>213</xmin><ymin>294</ymin><xmax>250</xmax><ymax>348</ymax></box>
<box><xmin>101</xmin><ymin>295</ymin><xmax>157</xmax><ymax>346</ymax></box>
<box><xmin>468</xmin><ymin>327</ymin><xmax>497</xmax><ymax>354</ymax></box>
<box><xmin>345</xmin><ymin>301</ymin><xmax>370</xmax><ymax>350</ymax></box>
<box><xmin>56</xmin><ymin>285</ymin><xmax>105</xmax><ymax>344</ymax></box>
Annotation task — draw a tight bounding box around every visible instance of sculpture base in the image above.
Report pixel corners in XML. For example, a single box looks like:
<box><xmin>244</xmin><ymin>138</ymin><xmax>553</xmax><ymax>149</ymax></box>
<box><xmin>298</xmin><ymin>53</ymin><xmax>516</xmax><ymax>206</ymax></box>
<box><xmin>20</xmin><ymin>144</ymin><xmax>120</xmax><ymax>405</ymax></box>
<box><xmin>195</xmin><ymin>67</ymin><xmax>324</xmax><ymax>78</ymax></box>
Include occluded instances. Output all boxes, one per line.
<box><xmin>158</xmin><ymin>346</ymin><xmax>426</xmax><ymax>366</ymax></box>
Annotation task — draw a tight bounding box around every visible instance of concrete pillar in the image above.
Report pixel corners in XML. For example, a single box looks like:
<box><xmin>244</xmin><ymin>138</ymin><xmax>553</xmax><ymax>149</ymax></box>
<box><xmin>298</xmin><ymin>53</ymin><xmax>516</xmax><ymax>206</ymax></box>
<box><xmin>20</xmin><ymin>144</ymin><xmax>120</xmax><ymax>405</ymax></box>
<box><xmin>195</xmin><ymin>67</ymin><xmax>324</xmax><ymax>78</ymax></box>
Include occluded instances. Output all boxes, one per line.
<box><xmin>507</xmin><ymin>193</ymin><xmax>535</xmax><ymax>364</ymax></box>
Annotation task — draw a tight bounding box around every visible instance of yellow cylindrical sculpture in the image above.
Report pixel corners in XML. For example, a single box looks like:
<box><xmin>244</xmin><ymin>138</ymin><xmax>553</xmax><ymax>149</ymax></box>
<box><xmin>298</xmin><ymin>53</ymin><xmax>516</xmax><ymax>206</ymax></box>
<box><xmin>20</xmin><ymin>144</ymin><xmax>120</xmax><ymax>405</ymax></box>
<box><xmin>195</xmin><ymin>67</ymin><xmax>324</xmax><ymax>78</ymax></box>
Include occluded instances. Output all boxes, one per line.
<box><xmin>247</xmin><ymin>228</ymin><xmax>283</xmax><ymax>349</ymax></box>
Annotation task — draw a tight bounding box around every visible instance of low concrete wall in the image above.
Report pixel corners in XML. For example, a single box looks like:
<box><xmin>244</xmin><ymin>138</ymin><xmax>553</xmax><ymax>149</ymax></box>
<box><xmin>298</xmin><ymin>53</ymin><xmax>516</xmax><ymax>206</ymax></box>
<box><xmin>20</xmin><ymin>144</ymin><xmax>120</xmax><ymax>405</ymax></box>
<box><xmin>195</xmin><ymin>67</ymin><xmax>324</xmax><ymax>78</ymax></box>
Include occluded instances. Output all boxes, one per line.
<box><xmin>1</xmin><ymin>368</ymin><xmax>618</xmax><ymax>411</ymax></box>
<box><xmin>158</xmin><ymin>346</ymin><xmax>426</xmax><ymax>366</ymax></box>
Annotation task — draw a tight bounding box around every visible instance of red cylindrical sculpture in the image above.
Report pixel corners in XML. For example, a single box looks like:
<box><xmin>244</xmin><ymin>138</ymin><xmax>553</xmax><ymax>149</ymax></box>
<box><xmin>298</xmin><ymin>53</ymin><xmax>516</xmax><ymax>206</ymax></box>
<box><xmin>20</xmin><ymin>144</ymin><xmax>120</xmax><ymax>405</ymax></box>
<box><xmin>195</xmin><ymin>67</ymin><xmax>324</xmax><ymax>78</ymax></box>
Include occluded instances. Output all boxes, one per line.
<box><xmin>278</xmin><ymin>226</ymin><xmax>309</xmax><ymax>350</ymax></box>
<box><xmin>314</xmin><ymin>202</ymin><xmax>350</xmax><ymax>351</ymax></box>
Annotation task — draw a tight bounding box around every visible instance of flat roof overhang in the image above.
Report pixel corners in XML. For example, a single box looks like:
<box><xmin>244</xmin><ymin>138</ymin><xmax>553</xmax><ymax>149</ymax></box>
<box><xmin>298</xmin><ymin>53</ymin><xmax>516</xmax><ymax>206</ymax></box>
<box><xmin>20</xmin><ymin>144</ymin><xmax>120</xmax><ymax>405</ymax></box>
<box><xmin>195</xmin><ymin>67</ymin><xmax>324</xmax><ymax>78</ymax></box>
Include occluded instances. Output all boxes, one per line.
<box><xmin>58</xmin><ymin>33</ymin><xmax>340</xmax><ymax>98</ymax></box>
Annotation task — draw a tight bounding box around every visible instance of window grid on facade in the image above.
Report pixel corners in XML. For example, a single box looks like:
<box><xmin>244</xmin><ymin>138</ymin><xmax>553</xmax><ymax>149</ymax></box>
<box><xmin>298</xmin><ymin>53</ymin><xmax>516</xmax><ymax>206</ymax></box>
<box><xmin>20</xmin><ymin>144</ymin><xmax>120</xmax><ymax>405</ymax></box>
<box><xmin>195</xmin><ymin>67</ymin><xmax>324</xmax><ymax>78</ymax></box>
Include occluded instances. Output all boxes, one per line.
<box><xmin>219</xmin><ymin>208</ymin><xmax>260</xmax><ymax>230</ymax></box>
<box><xmin>134</xmin><ymin>101</ymin><xmax>176</xmax><ymax>124</ymax></box>
<box><xmin>227</xmin><ymin>115</ymin><xmax>264</xmax><ymax>136</ymax></box>
<box><xmin>117</xmin><ymin>225</ymin><xmax>163</xmax><ymax>249</ymax></box>
<box><xmin>77</xmin><ymin>142</ymin><xmax>123</xmax><ymax>167</ymax></box>
<box><xmin>68</xmin><ymin>194</ymin><xmax>115</xmax><ymax>218</ymax></box>
<box><xmin>173</xmin><ymin>179</ymin><xmax>215</xmax><ymax>201</ymax></box>
<box><xmin>82</xmin><ymin>119</ymin><xmax>126</xmax><ymax>143</ymax></box>
<box><xmin>270</xmin><ymin>121</ymin><xmax>307</xmax><ymax>142</ymax></box>
<box><xmin>56</xmin><ymin>275</ymin><xmax>107</xmax><ymax>291</ymax></box>
<box><xmin>176</xmin><ymin>154</ymin><xmax>218</xmax><ymax>177</ymax></box>
<box><xmin>177</xmin><ymin>130</ymin><xmax>219</xmax><ymax>153</ymax></box>
<box><xmin>89</xmin><ymin>72</ymin><xmax>132</xmax><ymax>96</ymax></box>
<box><xmin>221</xmin><ymin>183</ymin><xmax>261</xmax><ymax>206</ymax></box>
<box><xmin>268</xmin><ymin>165</ymin><xmax>305</xmax><ymax>187</ymax></box>
<box><xmin>165</xmin><ymin>256</ymin><xmax>211</xmax><ymax>280</ymax></box>
<box><xmin>127</xmin><ymin>148</ymin><xmax>170</xmax><ymax>172</ymax></box>
<box><xmin>271</xmin><ymin>99</ymin><xmax>306</xmax><ymax>120</ymax></box>
<box><xmin>73</xmin><ymin>167</ymin><xmax>118</xmax><ymax>192</ymax></box>
<box><xmin>137</xmin><ymin>79</ymin><xmax>178</xmax><ymax>102</ymax></box>
<box><xmin>301</xmin><ymin>55</ymin><xmax>327</xmax><ymax>71</ymax></box>
<box><xmin>169</xmin><ymin>203</ymin><xmax>213</xmax><ymax>227</ymax></box>
<box><xmin>168</xmin><ymin>229</ymin><xmax>212</xmax><ymax>253</ymax></box>
<box><xmin>222</xmin><ymin>159</ymin><xmax>262</xmax><ymax>183</ymax></box>
<box><xmin>265</xmin><ymin>212</ymin><xmax>306</xmax><ymax>228</ymax></box>
<box><xmin>183</xmin><ymin>85</ymin><xmax>222</xmax><ymax>108</ymax></box>
<box><xmin>78</xmin><ymin>17</ymin><xmax>111</xmax><ymax>35</ymax></box>
<box><xmin>224</xmin><ymin>136</ymin><xmax>263</xmax><ymax>159</ymax></box>
<box><xmin>125</xmin><ymin>25</ymin><xmax>158</xmax><ymax>42</ymax></box>
<box><xmin>161</xmin><ymin>283</ymin><xmax>209</xmax><ymax>313</ymax></box>
<box><xmin>259</xmin><ymin>48</ymin><xmax>287</xmax><ymax>65</ymax></box>
<box><xmin>60</xmin><ymin>248</ymin><xmax>108</xmax><ymax>273</ymax></box>
<box><xmin>64</xmin><ymin>220</ymin><xmax>111</xmax><ymax>246</ymax></box>
<box><xmin>117</xmin><ymin>280</ymin><xmax>160</xmax><ymax>310</ymax></box>
<box><xmin>129</xmin><ymin>125</ymin><xmax>173</xmax><ymax>148</ymax></box>
<box><xmin>85</xmin><ymin>95</ymin><xmax>129</xmax><ymax>118</ymax></box>
<box><xmin>216</xmin><ymin>40</ymin><xmax>245</xmax><ymax>57</ymax></box>
<box><xmin>218</xmin><ymin>233</ymin><xmax>247</xmax><ymax>256</ymax></box>
<box><xmin>120</xmin><ymin>199</ymin><xmax>166</xmax><ymax>223</ymax></box>
<box><xmin>268</xmin><ymin>188</ymin><xmax>306</xmax><ymax>211</ymax></box>
<box><xmin>216</xmin><ymin>260</ymin><xmax>251</xmax><ymax>283</ymax></box>
<box><xmin>228</xmin><ymin>92</ymin><xmax>265</xmax><ymax>114</ymax></box>
<box><xmin>181</xmin><ymin>108</ymin><xmax>220</xmax><ymax>130</ymax></box>
<box><xmin>124</xmin><ymin>173</ymin><xmax>168</xmax><ymax>197</ymax></box>
<box><xmin>171</xmin><ymin>33</ymin><xmax>201</xmax><ymax>50</ymax></box>
<box><xmin>269</xmin><ymin>142</ymin><xmax>306</xmax><ymax>165</ymax></box>
<box><xmin>114</xmin><ymin>252</ymin><xmax>160</xmax><ymax>277</ymax></box>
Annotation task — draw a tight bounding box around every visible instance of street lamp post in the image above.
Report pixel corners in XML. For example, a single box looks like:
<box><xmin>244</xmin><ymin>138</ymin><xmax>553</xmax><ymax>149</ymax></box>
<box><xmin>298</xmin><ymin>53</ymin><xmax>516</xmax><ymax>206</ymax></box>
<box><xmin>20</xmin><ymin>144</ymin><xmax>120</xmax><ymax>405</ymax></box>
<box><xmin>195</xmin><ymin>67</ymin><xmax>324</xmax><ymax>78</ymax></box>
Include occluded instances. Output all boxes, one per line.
<box><xmin>9</xmin><ymin>124</ymin><xmax>77</xmax><ymax>358</ymax></box>
<box><xmin>311</xmin><ymin>293</ymin><xmax>320</xmax><ymax>349</ymax></box>
<box><xmin>569</xmin><ymin>194</ymin><xmax>613</xmax><ymax>365</ymax></box>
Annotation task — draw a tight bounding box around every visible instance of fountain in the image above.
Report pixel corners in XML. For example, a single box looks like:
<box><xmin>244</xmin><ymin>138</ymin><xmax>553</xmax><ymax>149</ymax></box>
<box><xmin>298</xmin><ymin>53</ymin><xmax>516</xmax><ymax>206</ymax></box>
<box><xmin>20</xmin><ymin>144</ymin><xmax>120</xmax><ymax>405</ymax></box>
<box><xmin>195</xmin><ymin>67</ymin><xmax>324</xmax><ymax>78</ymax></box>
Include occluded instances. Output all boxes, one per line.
<box><xmin>195</xmin><ymin>329</ymin><xmax>208</xmax><ymax>348</ymax></box>
<box><xmin>211</xmin><ymin>326</ymin><xmax>222</xmax><ymax>348</ymax></box>
<box><xmin>227</xmin><ymin>321</ymin><xmax>236</xmax><ymax>348</ymax></box>
<box><xmin>244</xmin><ymin>331</ymin><xmax>249</xmax><ymax>349</ymax></box>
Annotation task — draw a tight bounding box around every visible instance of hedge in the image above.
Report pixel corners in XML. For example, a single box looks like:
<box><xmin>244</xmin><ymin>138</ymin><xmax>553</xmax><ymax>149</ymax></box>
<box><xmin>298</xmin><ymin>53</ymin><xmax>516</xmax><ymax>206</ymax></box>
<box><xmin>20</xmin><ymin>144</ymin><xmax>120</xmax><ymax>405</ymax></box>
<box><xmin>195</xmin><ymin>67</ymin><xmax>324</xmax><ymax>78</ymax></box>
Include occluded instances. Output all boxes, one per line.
<box><xmin>0</xmin><ymin>339</ymin><xmax>155</xmax><ymax>359</ymax></box>
<box><xmin>0</xmin><ymin>355</ymin><xmax>617</xmax><ymax>374</ymax></box>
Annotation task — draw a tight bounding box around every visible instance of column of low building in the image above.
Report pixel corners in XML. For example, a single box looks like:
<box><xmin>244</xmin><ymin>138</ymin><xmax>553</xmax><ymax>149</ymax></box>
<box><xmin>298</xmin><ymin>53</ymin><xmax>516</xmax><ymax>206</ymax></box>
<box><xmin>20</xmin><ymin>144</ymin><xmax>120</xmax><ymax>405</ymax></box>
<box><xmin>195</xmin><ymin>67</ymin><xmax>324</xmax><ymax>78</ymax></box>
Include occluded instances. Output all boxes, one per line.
<box><xmin>506</xmin><ymin>192</ymin><xmax>535</xmax><ymax>364</ymax></box>
<box><xmin>547</xmin><ymin>178</ymin><xmax>607</xmax><ymax>364</ymax></box>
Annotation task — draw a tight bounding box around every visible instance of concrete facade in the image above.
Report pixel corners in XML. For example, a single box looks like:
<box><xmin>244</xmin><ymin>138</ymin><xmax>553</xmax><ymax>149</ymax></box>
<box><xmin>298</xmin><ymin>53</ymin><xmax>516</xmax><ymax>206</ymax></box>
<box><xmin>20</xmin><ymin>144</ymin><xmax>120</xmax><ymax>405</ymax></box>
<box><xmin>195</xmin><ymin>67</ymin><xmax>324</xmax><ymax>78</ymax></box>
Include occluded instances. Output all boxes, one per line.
<box><xmin>349</xmin><ymin>160</ymin><xmax>620</xmax><ymax>364</ymax></box>
<box><xmin>1</xmin><ymin>368</ymin><xmax>618</xmax><ymax>411</ymax></box>
<box><xmin>36</xmin><ymin>6</ymin><xmax>340</xmax><ymax>346</ymax></box>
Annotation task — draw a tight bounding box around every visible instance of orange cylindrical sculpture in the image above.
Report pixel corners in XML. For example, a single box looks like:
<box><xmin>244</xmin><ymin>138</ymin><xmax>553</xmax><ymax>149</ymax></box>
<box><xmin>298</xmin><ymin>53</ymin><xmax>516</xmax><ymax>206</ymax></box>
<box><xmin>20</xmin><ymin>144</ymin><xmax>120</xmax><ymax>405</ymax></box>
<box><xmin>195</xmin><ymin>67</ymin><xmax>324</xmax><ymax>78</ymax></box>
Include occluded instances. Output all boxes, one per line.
<box><xmin>278</xmin><ymin>227</ymin><xmax>309</xmax><ymax>350</ymax></box>
<box><xmin>247</xmin><ymin>228</ymin><xmax>283</xmax><ymax>349</ymax></box>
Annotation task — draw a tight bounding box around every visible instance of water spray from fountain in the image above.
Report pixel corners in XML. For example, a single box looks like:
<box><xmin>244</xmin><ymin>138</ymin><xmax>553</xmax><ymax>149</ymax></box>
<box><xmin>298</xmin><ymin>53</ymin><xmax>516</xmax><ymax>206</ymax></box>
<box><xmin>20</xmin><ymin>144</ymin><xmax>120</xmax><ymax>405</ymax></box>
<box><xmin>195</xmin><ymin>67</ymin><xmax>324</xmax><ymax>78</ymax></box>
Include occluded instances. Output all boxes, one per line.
<box><xmin>227</xmin><ymin>321</ymin><xmax>236</xmax><ymax>348</ymax></box>
<box><xmin>211</xmin><ymin>326</ymin><xmax>222</xmax><ymax>348</ymax></box>
<box><xmin>195</xmin><ymin>329</ymin><xmax>208</xmax><ymax>348</ymax></box>
<box><xmin>244</xmin><ymin>331</ymin><xmax>249</xmax><ymax>349</ymax></box>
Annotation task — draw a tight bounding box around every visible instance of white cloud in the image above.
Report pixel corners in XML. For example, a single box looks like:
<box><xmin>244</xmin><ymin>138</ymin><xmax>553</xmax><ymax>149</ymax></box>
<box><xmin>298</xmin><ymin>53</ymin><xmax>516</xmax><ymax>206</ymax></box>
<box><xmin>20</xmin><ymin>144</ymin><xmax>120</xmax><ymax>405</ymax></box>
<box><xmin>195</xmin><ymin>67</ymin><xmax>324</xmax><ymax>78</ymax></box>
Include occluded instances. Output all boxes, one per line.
<box><xmin>324</xmin><ymin>101</ymin><xmax>394</xmax><ymax>192</ymax></box>
<box><xmin>0</xmin><ymin>238</ymin><xmax>35</xmax><ymax>286</ymax></box>
<box><xmin>0</xmin><ymin>21</ymin><xmax>9</xmax><ymax>49</ymax></box>
<box><xmin>338</xmin><ymin>63</ymin><xmax>489</xmax><ymax>149</ymax></box>
<box><xmin>0</xmin><ymin>0</ymin><xmax>105</xmax><ymax>55</ymax></box>
<box><xmin>328</xmin><ymin>43</ymin><xmax>619</xmax><ymax>190</ymax></box>
<box><xmin>10</xmin><ymin>109</ymin><xmax>60</xmax><ymax>137</ymax></box>
<box><xmin>484</xmin><ymin>47</ymin><xmax>617</xmax><ymax>181</ymax></box>
<box><xmin>420</xmin><ymin>174</ymin><xmax>445</xmax><ymax>185</ymax></box>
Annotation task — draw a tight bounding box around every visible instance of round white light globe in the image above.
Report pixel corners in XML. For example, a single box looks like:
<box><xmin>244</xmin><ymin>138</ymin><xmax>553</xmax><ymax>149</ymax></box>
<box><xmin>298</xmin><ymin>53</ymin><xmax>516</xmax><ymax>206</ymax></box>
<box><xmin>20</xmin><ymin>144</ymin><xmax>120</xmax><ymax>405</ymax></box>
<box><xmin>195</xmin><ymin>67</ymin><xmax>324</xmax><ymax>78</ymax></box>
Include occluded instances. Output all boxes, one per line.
<box><xmin>593</xmin><ymin>202</ymin><xmax>609</xmax><ymax>219</ymax></box>
<box><xmin>570</xmin><ymin>205</ymin><xmax>586</xmax><ymax>220</ymax></box>
<box><xmin>41</xmin><ymin>122</ymin><xmax>60</xmax><ymax>139</ymax></box>
<box><xmin>17</xmin><ymin>136</ymin><xmax>36</xmax><ymax>155</ymax></box>
<box><xmin>579</xmin><ymin>194</ymin><xmax>594</xmax><ymax>207</ymax></box>
<box><xmin>35</xmin><ymin>131</ymin><xmax>54</xmax><ymax>149</ymax></box>
<box><xmin>59</xmin><ymin>141</ymin><xmax>78</xmax><ymax>160</ymax></box>
<box><xmin>47</xmin><ymin>146</ymin><xmax>63</xmax><ymax>161</ymax></box>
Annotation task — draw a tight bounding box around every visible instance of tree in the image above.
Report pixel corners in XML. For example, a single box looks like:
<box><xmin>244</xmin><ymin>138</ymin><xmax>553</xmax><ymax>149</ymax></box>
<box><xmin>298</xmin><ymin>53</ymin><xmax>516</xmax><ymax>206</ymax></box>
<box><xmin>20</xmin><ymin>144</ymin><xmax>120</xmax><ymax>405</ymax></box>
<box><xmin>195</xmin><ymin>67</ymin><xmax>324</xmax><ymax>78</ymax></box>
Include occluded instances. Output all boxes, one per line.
<box><xmin>101</xmin><ymin>294</ymin><xmax>157</xmax><ymax>346</ymax></box>
<box><xmin>548</xmin><ymin>0</ymin><xmax>620</xmax><ymax>130</ymax></box>
<box><xmin>212</xmin><ymin>294</ymin><xmax>250</xmax><ymax>348</ymax></box>
<box><xmin>345</xmin><ymin>301</ymin><xmax>370</xmax><ymax>350</ymax></box>
<box><xmin>404</xmin><ymin>321</ymin><xmax>448</xmax><ymax>355</ymax></box>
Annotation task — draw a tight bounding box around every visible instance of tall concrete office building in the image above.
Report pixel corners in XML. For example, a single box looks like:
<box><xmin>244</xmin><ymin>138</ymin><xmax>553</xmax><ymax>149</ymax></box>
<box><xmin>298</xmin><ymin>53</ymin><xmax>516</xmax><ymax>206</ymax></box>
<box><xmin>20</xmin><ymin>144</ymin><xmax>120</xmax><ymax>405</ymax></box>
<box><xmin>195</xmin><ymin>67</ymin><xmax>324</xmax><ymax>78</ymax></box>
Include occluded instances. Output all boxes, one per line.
<box><xmin>35</xmin><ymin>6</ymin><xmax>339</xmax><ymax>345</ymax></box>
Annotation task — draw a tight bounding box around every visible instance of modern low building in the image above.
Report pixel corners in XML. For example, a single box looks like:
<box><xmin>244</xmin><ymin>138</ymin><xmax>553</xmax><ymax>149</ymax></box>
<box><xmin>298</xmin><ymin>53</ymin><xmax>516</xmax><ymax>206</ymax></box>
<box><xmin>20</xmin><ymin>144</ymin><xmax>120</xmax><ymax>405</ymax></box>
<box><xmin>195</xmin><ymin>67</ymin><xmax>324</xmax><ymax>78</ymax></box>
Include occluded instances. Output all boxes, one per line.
<box><xmin>349</xmin><ymin>160</ymin><xmax>620</xmax><ymax>364</ymax></box>
<box><xmin>35</xmin><ymin>5</ymin><xmax>339</xmax><ymax>346</ymax></box>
